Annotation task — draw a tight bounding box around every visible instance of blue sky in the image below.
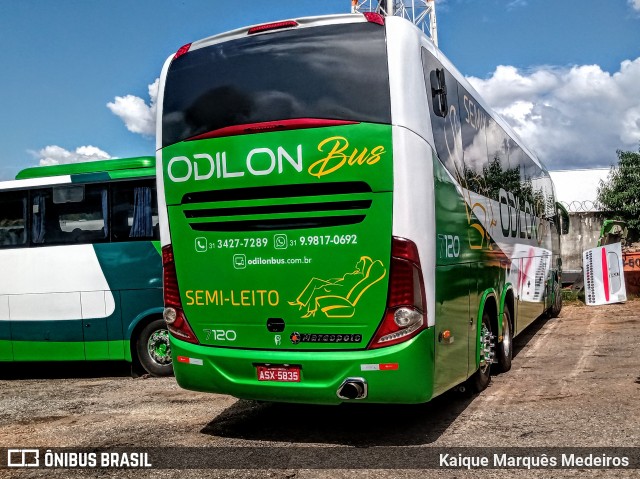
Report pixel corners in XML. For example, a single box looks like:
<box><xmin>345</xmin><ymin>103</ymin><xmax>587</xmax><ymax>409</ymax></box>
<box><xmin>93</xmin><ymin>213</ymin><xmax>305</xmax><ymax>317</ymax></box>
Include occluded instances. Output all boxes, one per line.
<box><xmin>0</xmin><ymin>0</ymin><xmax>639</xmax><ymax>180</ymax></box>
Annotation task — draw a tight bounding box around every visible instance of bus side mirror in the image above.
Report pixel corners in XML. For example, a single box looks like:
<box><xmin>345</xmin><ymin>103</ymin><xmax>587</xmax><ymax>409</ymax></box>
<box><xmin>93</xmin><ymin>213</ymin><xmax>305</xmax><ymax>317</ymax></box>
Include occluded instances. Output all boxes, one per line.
<box><xmin>556</xmin><ymin>202</ymin><xmax>569</xmax><ymax>235</ymax></box>
<box><xmin>430</xmin><ymin>68</ymin><xmax>448</xmax><ymax>118</ymax></box>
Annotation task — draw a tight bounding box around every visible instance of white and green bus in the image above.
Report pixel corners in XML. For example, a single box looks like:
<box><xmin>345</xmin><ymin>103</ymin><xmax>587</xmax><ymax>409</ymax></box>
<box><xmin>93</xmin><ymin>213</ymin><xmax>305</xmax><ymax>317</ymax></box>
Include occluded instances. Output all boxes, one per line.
<box><xmin>156</xmin><ymin>13</ymin><xmax>569</xmax><ymax>403</ymax></box>
<box><xmin>0</xmin><ymin>157</ymin><xmax>171</xmax><ymax>376</ymax></box>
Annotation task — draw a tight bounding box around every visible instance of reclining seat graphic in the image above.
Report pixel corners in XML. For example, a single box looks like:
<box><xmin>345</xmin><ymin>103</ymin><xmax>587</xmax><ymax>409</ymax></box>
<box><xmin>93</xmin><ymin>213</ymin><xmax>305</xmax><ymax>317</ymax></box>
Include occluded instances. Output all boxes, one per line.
<box><xmin>289</xmin><ymin>256</ymin><xmax>387</xmax><ymax>318</ymax></box>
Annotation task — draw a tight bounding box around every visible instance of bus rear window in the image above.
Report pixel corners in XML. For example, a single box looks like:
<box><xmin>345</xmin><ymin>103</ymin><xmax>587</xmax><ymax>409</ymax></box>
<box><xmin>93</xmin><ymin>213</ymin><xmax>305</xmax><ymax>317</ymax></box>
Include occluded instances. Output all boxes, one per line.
<box><xmin>162</xmin><ymin>22</ymin><xmax>391</xmax><ymax>147</ymax></box>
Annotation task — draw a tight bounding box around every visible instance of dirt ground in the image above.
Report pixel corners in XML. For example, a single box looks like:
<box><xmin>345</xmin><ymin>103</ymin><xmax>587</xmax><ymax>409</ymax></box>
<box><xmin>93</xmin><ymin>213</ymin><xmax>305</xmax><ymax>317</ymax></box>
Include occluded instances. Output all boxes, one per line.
<box><xmin>1</xmin><ymin>300</ymin><xmax>639</xmax><ymax>478</ymax></box>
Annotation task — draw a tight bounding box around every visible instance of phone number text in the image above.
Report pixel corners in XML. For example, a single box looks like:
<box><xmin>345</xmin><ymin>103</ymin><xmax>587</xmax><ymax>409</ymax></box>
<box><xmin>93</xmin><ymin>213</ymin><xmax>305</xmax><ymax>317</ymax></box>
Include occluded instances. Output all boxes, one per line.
<box><xmin>299</xmin><ymin>235</ymin><xmax>358</xmax><ymax>246</ymax></box>
<box><xmin>214</xmin><ymin>238</ymin><xmax>269</xmax><ymax>249</ymax></box>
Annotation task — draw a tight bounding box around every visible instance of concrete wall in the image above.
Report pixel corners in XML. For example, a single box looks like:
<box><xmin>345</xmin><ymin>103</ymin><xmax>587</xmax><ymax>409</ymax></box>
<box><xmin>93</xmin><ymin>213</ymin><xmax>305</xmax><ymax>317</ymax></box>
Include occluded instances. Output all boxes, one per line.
<box><xmin>561</xmin><ymin>212</ymin><xmax>606</xmax><ymax>273</ymax></box>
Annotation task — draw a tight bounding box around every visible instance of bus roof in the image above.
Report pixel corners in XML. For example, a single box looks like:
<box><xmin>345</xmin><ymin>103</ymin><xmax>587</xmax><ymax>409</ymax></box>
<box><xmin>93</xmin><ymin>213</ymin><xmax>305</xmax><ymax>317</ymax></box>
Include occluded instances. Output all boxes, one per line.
<box><xmin>179</xmin><ymin>14</ymin><xmax>366</xmax><ymax>55</ymax></box>
<box><xmin>15</xmin><ymin>156</ymin><xmax>155</xmax><ymax>181</ymax></box>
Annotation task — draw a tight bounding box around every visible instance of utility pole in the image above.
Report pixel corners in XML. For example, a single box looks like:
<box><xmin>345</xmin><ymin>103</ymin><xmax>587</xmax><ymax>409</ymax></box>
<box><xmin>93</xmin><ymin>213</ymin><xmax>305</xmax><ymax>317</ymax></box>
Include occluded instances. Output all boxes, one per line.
<box><xmin>351</xmin><ymin>0</ymin><xmax>439</xmax><ymax>47</ymax></box>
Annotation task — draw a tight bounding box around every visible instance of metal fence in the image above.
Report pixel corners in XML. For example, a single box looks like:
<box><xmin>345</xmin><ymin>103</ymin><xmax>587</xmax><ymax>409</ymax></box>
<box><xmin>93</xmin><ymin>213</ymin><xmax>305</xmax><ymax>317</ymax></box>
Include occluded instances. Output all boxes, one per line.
<box><xmin>560</xmin><ymin>200</ymin><xmax>599</xmax><ymax>213</ymax></box>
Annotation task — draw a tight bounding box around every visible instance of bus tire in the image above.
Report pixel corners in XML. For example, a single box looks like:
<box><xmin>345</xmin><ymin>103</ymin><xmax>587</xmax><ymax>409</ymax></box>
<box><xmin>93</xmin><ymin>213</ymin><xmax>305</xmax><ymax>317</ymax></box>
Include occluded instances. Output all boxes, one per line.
<box><xmin>496</xmin><ymin>307</ymin><xmax>512</xmax><ymax>373</ymax></box>
<box><xmin>135</xmin><ymin>318</ymin><xmax>173</xmax><ymax>377</ymax></box>
<box><xmin>467</xmin><ymin>312</ymin><xmax>493</xmax><ymax>393</ymax></box>
<box><xmin>550</xmin><ymin>281</ymin><xmax>562</xmax><ymax>318</ymax></box>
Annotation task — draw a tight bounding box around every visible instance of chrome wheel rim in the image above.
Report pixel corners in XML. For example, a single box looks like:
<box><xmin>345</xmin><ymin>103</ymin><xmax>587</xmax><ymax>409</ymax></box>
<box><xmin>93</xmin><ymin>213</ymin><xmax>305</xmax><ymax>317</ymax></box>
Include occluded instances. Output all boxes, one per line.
<box><xmin>502</xmin><ymin>316</ymin><xmax>511</xmax><ymax>359</ymax></box>
<box><xmin>479</xmin><ymin>323</ymin><xmax>495</xmax><ymax>374</ymax></box>
<box><xmin>147</xmin><ymin>329</ymin><xmax>171</xmax><ymax>366</ymax></box>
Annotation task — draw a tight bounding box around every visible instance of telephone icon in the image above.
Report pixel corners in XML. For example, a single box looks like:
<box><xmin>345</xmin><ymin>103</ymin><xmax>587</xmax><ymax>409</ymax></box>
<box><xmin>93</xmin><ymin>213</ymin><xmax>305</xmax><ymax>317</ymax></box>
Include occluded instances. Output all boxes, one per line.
<box><xmin>195</xmin><ymin>237</ymin><xmax>208</xmax><ymax>253</ymax></box>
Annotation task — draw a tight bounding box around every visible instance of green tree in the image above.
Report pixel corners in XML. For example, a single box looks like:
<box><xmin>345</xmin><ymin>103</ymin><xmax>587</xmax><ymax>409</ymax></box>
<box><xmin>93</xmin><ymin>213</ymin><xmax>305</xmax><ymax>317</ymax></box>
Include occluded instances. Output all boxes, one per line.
<box><xmin>597</xmin><ymin>147</ymin><xmax>640</xmax><ymax>241</ymax></box>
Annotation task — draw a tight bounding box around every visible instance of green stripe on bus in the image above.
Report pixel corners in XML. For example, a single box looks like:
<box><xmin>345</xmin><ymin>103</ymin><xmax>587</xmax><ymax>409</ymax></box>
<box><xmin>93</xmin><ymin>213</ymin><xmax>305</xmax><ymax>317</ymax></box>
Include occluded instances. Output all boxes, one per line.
<box><xmin>7</xmin><ymin>339</ymin><xmax>129</xmax><ymax>362</ymax></box>
<box><xmin>70</xmin><ymin>172</ymin><xmax>111</xmax><ymax>183</ymax></box>
<box><xmin>15</xmin><ymin>156</ymin><xmax>155</xmax><ymax>180</ymax></box>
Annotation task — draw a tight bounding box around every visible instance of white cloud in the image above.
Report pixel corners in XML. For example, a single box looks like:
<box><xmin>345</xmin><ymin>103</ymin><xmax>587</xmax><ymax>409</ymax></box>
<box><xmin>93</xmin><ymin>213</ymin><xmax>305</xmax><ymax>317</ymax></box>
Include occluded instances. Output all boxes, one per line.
<box><xmin>35</xmin><ymin>145</ymin><xmax>111</xmax><ymax>166</ymax></box>
<box><xmin>630</xmin><ymin>0</ymin><xmax>640</xmax><ymax>12</ymax></box>
<box><xmin>467</xmin><ymin>57</ymin><xmax>640</xmax><ymax>169</ymax></box>
<box><xmin>507</xmin><ymin>0</ymin><xmax>528</xmax><ymax>9</ymax></box>
<box><xmin>107</xmin><ymin>78</ymin><xmax>159</xmax><ymax>137</ymax></box>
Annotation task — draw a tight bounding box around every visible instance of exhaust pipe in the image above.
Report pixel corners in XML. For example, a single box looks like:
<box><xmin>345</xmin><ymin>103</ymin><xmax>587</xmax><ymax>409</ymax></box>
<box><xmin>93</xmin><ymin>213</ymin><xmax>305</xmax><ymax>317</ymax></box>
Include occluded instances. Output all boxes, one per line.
<box><xmin>337</xmin><ymin>377</ymin><xmax>368</xmax><ymax>400</ymax></box>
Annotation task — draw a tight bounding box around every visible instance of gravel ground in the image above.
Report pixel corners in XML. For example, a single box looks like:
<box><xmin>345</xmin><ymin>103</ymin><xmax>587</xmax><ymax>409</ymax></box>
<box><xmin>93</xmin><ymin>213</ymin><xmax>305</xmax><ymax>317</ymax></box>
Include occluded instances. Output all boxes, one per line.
<box><xmin>1</xmin><ymin>300</ymin><xmax>639</xmax><ymax>478</ymax></box>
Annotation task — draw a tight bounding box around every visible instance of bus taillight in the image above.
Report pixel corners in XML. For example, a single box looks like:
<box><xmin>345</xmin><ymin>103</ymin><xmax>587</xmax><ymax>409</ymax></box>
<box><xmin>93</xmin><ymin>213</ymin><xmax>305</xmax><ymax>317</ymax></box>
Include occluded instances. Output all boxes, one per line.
<box><xmin>363</xmin><ymin>13</ymin><xmax>385</xmax><ymax>26</ymax></box>
<box><xmin>174</xmin><ymin>43</ymin><xmax>192</xmax><ymax>60</ymax></box>
<box><xmin>247</xmin><ymin>20</ymin><xmax>299</xmax><ymax>35</ymax></box>
<box><xmin>162</xmin><ymin>245</ymin><xmax>199</xmax><ymax>344</ymax></box>
<box><xmin>369</xmin><ymin>237</ymin><xmax>426</xmax><ymax>349</ymax></box>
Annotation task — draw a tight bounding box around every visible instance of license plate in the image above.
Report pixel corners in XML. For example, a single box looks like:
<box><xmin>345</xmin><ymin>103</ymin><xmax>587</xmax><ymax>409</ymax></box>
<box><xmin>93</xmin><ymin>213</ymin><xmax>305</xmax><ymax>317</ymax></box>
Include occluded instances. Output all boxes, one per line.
<box><xmin>256</xmin><ymin>366</ymin><xmax>301</xmax><ymax>382</ymax></box>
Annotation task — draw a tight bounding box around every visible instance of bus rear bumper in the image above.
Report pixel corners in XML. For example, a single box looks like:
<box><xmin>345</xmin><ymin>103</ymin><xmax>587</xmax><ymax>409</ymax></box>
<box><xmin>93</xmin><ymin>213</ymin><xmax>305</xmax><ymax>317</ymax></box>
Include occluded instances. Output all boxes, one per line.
<box><xmin>169</xmin><ymin>328</ymin><xmax>435</xmax><ymax>405</ymax></box>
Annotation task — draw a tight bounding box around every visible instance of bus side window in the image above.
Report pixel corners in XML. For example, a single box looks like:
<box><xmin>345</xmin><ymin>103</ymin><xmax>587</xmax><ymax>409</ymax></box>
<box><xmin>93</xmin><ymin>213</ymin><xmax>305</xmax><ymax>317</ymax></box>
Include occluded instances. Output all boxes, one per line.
<box><xmin>0</xmin><ymin>191</ymin><xmax>27</xmax><ymax>247</ymax></box>
<box><xmin>32</xmin><ymin>185</ymin><xmax>108</xmax><ymax>245</ymax></box>
<box><xmin>112</xmin><ymin>181</ymin><xmax>159</xmax><ymax>242</ymax></box>
<box><xmin>484</xmin><ymin>119</ymin><xmax>513</xmax><ymax>202</ymax></box>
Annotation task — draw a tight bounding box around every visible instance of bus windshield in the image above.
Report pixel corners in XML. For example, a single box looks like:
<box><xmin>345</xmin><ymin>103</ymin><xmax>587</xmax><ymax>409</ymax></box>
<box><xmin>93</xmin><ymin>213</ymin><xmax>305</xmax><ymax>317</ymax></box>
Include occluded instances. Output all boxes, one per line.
<box><xmin>162</xmin><ymin>22</ymin><xmax>391</xmax><ymax>147</ymax></box>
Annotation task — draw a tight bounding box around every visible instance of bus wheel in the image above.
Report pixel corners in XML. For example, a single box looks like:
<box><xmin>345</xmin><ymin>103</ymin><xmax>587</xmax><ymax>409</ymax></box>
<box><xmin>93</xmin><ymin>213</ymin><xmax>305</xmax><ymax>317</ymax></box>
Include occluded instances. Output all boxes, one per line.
<box><xmin>136</xmin><ymin>318</ymin><xmax>174</xmax><ymax>377</ymax></box>
<box><xmin>496</xmin><ymin>308</ymin><xmax>512</xmax><ymax>373</ymax></box>
<box><xmin>467</xmin><ymin>312</ymin><xmax>495</xmax><ymax>393</ymax></box>
<box><xmin>550</xmin><ymin>282</ymin><xmax>563</xmax><ymax>318</ymax></box>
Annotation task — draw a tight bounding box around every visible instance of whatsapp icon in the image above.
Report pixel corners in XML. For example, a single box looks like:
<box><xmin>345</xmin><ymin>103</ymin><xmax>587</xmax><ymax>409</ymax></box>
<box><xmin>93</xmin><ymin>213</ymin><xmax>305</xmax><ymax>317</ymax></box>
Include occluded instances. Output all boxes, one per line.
<box><xmin>274</xmin><ymin>234</ymin><xmax>288</xmax><ymax>250</ymax></box>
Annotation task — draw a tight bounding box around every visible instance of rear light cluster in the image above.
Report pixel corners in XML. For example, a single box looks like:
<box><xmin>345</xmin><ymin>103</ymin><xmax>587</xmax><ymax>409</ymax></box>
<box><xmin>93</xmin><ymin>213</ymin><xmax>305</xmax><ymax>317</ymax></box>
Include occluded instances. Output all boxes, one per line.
<box><xmin>247</xmin><ymin>20</ymin><xmax>299</xmax><ymax>35</ymax></box>
<box><xmin>174</xmin><ymin>43</ymin><xmax>192</xmax><ymax>60</ymax></box>
<box><xmin>162</xmin><ymin>245</ymin><xmax>199</xmax><ymax>344</ymax></box>
<box><xmin>363</xmin><ymin>12</ymin><xmax>385</xmax><ymax>26</ymax></box>
<box><xmin>369</xmin><ymin>237</ymin><xmax>427</xmax><ymax>349</ymax></box>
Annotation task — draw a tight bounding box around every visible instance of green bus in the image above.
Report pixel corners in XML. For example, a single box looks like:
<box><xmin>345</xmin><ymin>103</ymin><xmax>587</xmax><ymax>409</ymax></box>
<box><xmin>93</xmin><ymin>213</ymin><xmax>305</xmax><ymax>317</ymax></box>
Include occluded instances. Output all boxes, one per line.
<box><xmin>156</xmin><ymin>13</ymin><xmax>568</xmax><ymax>403</ymax></box>
<box><xmin>0</xmin><ymin>157</ymin><xmax>171</xmax><ymax>376</ymax></box>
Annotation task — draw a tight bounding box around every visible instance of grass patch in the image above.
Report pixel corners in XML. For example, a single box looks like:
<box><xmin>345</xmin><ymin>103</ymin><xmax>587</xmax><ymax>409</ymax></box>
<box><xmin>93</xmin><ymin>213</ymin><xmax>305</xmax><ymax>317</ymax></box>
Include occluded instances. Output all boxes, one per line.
<box><xmin>562</xmin><ymin>289</ymin><xmax>584</xmax><ymax>304</ymax></box>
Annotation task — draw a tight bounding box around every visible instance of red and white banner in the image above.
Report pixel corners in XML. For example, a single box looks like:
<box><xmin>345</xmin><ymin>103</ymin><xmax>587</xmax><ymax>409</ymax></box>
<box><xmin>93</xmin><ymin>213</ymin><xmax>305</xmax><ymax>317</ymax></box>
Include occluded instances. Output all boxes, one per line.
<box><xmin>583</xmin><ymin>243</ymin><xmax>627</xmax><ymax>306</ymax></box>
